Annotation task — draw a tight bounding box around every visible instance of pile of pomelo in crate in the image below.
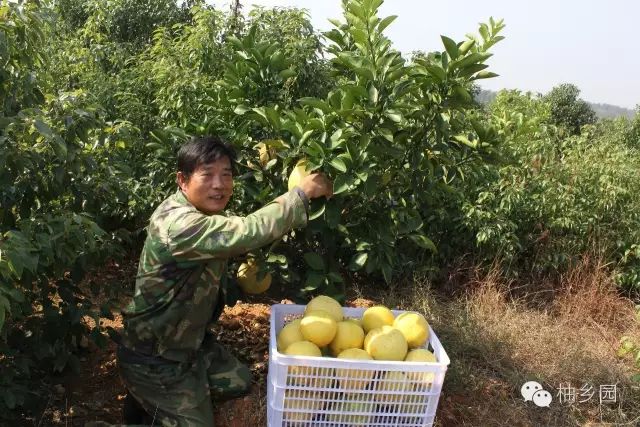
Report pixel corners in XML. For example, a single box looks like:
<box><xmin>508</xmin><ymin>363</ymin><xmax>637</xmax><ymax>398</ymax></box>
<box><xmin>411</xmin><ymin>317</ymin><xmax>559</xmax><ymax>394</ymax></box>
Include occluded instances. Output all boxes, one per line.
<box><xmin>267</xmin><ymin>296</ymin><xmax>450</xmax><ymax>426</ymax></box>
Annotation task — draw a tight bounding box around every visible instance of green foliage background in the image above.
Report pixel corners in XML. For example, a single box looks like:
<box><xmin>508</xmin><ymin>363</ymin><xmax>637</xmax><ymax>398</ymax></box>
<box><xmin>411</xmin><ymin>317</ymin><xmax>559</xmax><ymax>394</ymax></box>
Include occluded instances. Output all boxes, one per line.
<box><xmin>0</xmin><ymin>0</ymin><xmax>639</xmax><ymax>419</ymax></box>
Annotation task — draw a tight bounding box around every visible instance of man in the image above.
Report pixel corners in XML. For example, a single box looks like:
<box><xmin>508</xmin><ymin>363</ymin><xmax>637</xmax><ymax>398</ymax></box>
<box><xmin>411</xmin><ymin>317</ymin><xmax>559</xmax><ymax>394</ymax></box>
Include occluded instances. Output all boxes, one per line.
<box><xmin>117</xmin><ymin>135</ymin><xmax>332</xmax><ymax>426</ymax></box>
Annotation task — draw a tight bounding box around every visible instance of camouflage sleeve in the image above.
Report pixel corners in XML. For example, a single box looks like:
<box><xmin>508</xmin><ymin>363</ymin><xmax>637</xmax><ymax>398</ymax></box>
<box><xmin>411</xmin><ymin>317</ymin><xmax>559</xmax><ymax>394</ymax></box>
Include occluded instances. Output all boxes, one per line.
<box><xmin>167</xmin><ymin>189</ymin><xmax>308</xmax><ymax>261</ymax></box>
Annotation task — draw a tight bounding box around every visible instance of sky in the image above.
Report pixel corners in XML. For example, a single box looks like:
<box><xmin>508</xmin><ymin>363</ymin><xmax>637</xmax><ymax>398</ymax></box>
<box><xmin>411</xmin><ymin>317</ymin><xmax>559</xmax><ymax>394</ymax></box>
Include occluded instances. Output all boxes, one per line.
<box><xmin>209</xmin><ymin>0</ymin><xmax>639</xmax><ymax>109</ymax></box>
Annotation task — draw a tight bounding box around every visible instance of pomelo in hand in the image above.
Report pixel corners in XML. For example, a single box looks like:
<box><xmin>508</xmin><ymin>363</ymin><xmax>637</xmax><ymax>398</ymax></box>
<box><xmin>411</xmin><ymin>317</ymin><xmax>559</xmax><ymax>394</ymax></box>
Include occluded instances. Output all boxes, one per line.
<box><xmin>287</xmin><ymin>159</ymin><xmax>310</xmax><ymax>191</ymax></box>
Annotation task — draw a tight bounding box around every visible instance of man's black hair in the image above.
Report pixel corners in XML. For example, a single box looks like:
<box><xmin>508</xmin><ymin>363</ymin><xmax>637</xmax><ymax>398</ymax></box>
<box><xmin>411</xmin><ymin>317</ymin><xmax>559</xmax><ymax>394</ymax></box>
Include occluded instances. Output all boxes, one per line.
<box><xmin>177</xmin><ymin>135</ymin><xmax>237</xmax><ymax>179</ymax></box>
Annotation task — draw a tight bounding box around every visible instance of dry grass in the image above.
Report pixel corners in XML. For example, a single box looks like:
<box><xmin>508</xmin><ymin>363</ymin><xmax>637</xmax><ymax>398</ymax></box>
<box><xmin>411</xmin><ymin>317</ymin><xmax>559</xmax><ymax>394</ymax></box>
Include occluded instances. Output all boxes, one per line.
<box><xmin>354</xmin><ymin>255</ymin><xmax>640</xmax><ymax>426</ymax></box>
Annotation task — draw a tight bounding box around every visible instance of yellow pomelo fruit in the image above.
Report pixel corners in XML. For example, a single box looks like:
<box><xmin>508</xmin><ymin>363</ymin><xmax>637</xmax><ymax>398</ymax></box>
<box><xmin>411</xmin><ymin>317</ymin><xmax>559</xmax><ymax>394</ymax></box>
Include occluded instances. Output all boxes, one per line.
<box><xmin>361</xmin><ymin>306</ymin><xmax>395</xmax><ymax>333</ymax></box>
<box><xmin>284</xmin><ymin>390</ymin><xmax>323</xmax><ymax>422</ymax></box>
<box><xmin>300</xmin><ymin>310</ymin><xmax>338</xmax><ymax>347</ymax></box>
<box><xmin>236</xmin><ymin>259</ymin><xmax>271</xmax><ymax>294</ymax></box>
<box><xmin>284</xmin><ymin>340</ymin><xmax>322</xmax><ymax>357</ymax></box>
<box><xmin>402</xmin><ymin>393</ymin><xmax>429</xmax><ymax>416</ymax></box>
<box><xmin>329</xmin><ymin>321</ymin><xmax>365</xmax><ymax>356</ymax></box>
<box><xmin>256</xmin><ymin>142</ymin><xmax>276</xmax><ymax>167</ymax></box>
<box><xmin>326</xmin><ymin>400</ymin><xmax>374</xmax><ymax>424</ymax></box>
<box><xmin>287</xmin><ymin>159</ymin><xmax>310</xmax><ymax>191</ymax></box>
<box><xmin>393</xmin><ymin>312</ymin><xmax>430</xmax><ymax>348</ymax></box>
<box><xmin>336</xmin><ymin>348</ymin><xmax>374</xmax><ymax>391</ymax></box>
<box><xmin>305</xmin><ymin>295</ymin><xmax>343</xmax><ymax>322</ymax></box>
<box><xmin>404</xmin><ymin>349</ymin><xmax>437</xmax><ymax>387</ymax></box>
<box><xmin>284</xmin><ymin>340</ymin><xmax>323</xmax><ymax>387</ymax></box>
<box><xmin>277</xmin><ymin>319</ymin><xmax>304</xmax><ymax>352</ymax></box>
<box><xmin>344</xmin><ymin>317</ymin><xmax>362</xmax><ymax>328</ymax></box>
<box><xmin>376</xmin><ymin>371</ymin><xmax>409</xmax><ymax>404</ymax></box>
<box><xmin>364</xmin><ymin>325</ymin><xmax>408</xmax><ymax>361</ymax></box>
<box><xmin>404</xmin><ymin>348</ymin><xmax>437</xmax><ymax>363</ymax></box>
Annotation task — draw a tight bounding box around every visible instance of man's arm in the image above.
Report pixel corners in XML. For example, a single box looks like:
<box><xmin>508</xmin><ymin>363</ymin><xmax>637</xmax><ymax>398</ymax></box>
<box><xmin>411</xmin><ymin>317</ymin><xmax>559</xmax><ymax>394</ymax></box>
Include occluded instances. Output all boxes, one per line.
<box><xmin>167</xmin><ymin>189</ymin><xmax>308</xmax><ymax>261</ymax></box>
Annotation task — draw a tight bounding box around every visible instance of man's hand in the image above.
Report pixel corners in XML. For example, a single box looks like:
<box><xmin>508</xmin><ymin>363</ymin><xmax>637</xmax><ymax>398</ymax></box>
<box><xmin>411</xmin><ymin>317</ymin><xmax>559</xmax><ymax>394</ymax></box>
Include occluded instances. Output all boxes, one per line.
<box><xmin>299</xmin><ymin>173</ymin><xmax>333</xmax><ymax>199</ymax></box>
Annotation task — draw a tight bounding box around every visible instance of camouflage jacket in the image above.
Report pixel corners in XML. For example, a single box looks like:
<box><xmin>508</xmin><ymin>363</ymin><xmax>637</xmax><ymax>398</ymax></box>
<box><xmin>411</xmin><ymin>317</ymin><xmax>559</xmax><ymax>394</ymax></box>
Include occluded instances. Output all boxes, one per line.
<box><xmin>120</xmin><ymin>188</ymin><xmax>308</xmax><ymax>362</ymax></box>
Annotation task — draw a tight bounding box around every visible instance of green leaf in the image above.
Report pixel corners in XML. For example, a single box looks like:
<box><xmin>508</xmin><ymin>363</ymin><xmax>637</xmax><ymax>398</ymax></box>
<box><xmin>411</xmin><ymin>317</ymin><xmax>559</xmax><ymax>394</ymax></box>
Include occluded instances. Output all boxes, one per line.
<box><xmin>457</xmin><ymin>63</ymin><xmax>488</xmax><ymax>78</ymax></box>
<box><xmin>299</xmin><ymin>130</ymin><xmax>314</xmax><ymax>145</ymax></box>
<box><xmin>327</xmin><ymin>271</ymin><xmax>344</xmax><ymax>284</ymax></box>
<box><xmin>249</xmin><ymin>108</ymin><xmax>269</xmax><ymax>126</ymax></box>
<box><xmin>299</xmin><ymin>97</ymin><xmax>331</xmax><ymax>112</ymax></box>
<box><xmin>459</xmin><ymin>39</ymin><xmax>475</xmax><ymax>55</ymax></box>
<box><xmin>302</xmin><ymin>272</ymin><xmax>324</xmax><ymax>292</ymax></box>
<box><xmin>368</xmin><ymin>85</ymin><xmax>379</xmax><ymax>104</ymax></box>
<box><xmin>425</xmin><ymin>65</ymin><xmax>446</xmax><ymax>82</ymax></box>
<box><xmin>409</xmin><ymin>234</ymin><xmax>437</xmax><ymax>252</ymax></box>
<box><xmin>354</xmin><ymin>66</ymin><xmax>375</xmax><ymax>81</ymax></box>
<box><xmin>336</xmin><ymin>52</ymin><xmax>362</xmax><ymax>70</ymax></box>
<box><xmin>51</xmin><ymin>136</ymin><xmax>68</xmax><ymax>159</ymax></box>
<box><xmin>227</xmin><ymin>36</ymin><xmax>244</xmax><ymax>51</ymax></box>
<box><xmin>333</xmin><ymin>174</ymin><xmax>352</xmax><ymax>195</ymax></box>
<box><xmin>453</xmin><ymin>52</ymin><xmax>493</xmax><ymax>70</ymax></box>
<box><xmin>328</xmin><ymin>18</ymin><xmax>342</xmax><ymax>28</ymax></box>
<box><xmin>377</xmin><ymin>15</ymin><xmax>397</xmax><ymax>33</ymax></box>
<box><xmin>34</xmin><ymin>119</ymin><xmax>54</xmax><ymax>138</ymax></box>
<box><xmin>479</xmin><ymin>23</ymin><xmax>489</xmax><ymax>41</ymax></box>
<box><xmin>351</xmin><ymin>28</ymin><xmax>368</xmax><ymax>45</ymax></box>
<box><xmin>385</xmin><ymin>110</ymin><xmax>403</xmax><ymax>123</ymax></box>
<box><xmin>309</xmin><ymin>203</ymin><xmax>326</xmax><ymax>221</ymax></box>
<box><xmin>265</xmin><ymin>108</ymin><xmax>281</xmax><ymax>129</ymax></box>
<box><xmin>279</xmin><ymin>69</ymin><xmax>296</xmax><ymax>80</ymax></box>
<box><xmin>329</xmin><ymin>129</ymin><xmax>343</xmax><ymax>148</ymax></box>
<box><xmin>379</xmin><ymin>127</ymin><xmax>394</xmax><ymax>142</ymax></box>
<box><xmin>304</xmin><ymin>140</ymin><xmax>325</xmax><ymax>158</ymax></box>
<box><xmin>304</xmin><ymin>252</ymin><xmax>325</xmax><ymax>271</ymax></box>
<box><xmin>454</xmin><ymin>86</ymin><xmax>472</xmax><ymax>103</ymax></box>
<box><xmin>381</xmin><ymin>262</ymin><xmax>392</xmax><ymax>283</ymax></box>
<box><xmin>348</xmin><ymin>252</ymin><xmax>368</xmax><ymax>271</ymax></box>
<box><xmin>441</xmin><ymin>35</ymin><xmax>459</xmax><ymax>60</ymax></box>
<box><xmin>325</xmin><ymin>201</ymin><xmax>341</xmax><ymax>229</ymax></box>
<box><xmin>472</xmin><ymin>71</ymin><xmax>499</xmax><ymax>80</ymax></box>
<box><xmin>347</xmin><ymin>2</ymin><xmax>366</xmax><ymax>20</ymax></box>
<box><xmin>329</xmin><ymin>157</ymin><xmax>347</xmax><ymax>173</ymax></box>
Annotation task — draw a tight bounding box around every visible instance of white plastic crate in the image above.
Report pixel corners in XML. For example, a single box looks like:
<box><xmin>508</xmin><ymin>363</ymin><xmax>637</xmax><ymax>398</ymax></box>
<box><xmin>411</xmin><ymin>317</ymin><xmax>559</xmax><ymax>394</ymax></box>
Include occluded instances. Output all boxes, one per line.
<box><xmin>267</xmin><ymin>304</ymin><xmax>451</xmax><ymax>427</ymax></box>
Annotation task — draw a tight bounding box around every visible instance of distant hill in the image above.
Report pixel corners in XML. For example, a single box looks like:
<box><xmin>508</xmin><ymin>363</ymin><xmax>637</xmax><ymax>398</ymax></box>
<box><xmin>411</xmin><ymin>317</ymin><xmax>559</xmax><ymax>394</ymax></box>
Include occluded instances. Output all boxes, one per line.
<box><xmin>589</xmin><ymin>102</ymin><xmax>635</xmax><ymax>119</ymax></box>
<box><xmin>475</xmin><ymin>89</ymin><xmax>636</xmax><ymax>119</ymax></box>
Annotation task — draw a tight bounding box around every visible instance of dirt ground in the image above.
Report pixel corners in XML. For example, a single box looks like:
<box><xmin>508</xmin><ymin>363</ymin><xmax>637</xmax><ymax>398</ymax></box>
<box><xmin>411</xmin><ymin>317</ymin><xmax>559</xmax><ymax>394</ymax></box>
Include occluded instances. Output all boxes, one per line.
<box><xmin>40</xmin><ymin>302</ymin><xmax>277</xmax><ymax>427</ymax></box>
<box><xmin>33</xmin><ymin>259</ymin><xmax>394</xmax><ymax>427</ymax></box>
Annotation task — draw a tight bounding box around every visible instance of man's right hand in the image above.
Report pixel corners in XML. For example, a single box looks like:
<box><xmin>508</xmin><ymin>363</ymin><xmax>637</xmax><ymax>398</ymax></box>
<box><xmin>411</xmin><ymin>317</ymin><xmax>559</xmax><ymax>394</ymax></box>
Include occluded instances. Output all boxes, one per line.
<box><xmin>299</xmin><ymin>173</ymin><xmax>333</xmax><ymax>200</ymax></box>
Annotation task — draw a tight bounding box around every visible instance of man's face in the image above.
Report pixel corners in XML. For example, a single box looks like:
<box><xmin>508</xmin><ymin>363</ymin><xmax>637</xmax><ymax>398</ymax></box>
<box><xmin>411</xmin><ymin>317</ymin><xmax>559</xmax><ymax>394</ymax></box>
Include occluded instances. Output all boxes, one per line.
<box><xmin>177</xmin><ymin>157</ymin><xmax>233</xmax><ymax>215</ymax></box>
